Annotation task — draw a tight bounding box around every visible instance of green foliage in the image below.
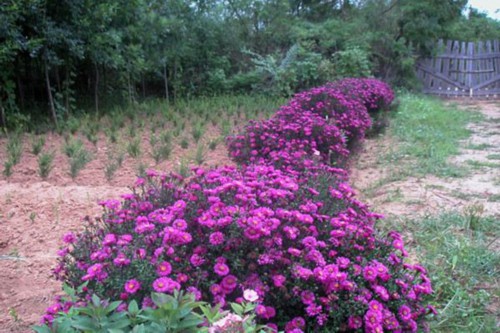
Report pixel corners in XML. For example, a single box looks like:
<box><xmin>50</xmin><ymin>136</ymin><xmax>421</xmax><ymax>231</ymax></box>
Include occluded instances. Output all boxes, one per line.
<box><xmin>151</xmin><ymin>132</ymin><xmax>173</xmax><ymax>163</ymax></box>
<box><xmin>381</xmin><ymin>212</ymin><xmax>499</xmax><ymax>333</ymax></box>
<box><xmin>34</xmin><ymin>287</ymin><xmax>270</xmax><ymax>333</ymax></box>
<box><xmin>31</xmin><ymin>135</ymin><xmax>46</xmax><ymax>155</ymax></box>
<box><xmin>3</xmin><ymin>160</ymin><xmax>14</xmax><ymax>178</ymax></box>
<box><xmin>194</xmin><ymin>144</ymin><xmax>205</xmax><ymax>165</ymax></box>
<box><xmin>4</xmin><ymin>0</ymin><xmax>497</xmax><ymax>128</ymax></box>
<box><xmin>127</xmin><ymin>138</ymin><xmax>142</xmax><ymax>158</ymax></box>
<box><xmin>6</xmin><ymin>132</ymin><xmax>23</xmax><ymax>165</ymax></box>
<box><xmin>38</xmin><ymin>151</ymin><xmax>55</xmax><ymax>179</ymax></box>
<box><xmin>388</xmin><ymin>94</ymin><xmax>481</xmax><ymax>177</ymax></box>
<box><xmin>332</xmin><ymin>46</ymin><xmax>372</xmax><ymax>79</ymax></box>
<box><xmin>180</xmin><ymin>137</ymin><xmax>189</xmax><ymax>150</ymax></box>
<box><xmin>61</xmin><ymin>135</ymin><xmax>93</xmax><ymax>178</ymax></box>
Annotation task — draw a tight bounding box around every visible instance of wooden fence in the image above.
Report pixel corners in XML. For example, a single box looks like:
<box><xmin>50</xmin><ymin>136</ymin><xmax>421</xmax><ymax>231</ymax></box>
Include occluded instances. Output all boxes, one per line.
<box><xmin>416</xmin><ymin>40</ymin><xmax>500</xmax><ymax>97</ymax></box>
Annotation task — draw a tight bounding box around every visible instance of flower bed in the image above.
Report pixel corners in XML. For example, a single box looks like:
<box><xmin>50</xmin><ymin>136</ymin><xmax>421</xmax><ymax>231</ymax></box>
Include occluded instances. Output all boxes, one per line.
<box><xmin>41</xmin><ymin>78</ymin><xmax>433</xmax><ymax>332</ymax></box>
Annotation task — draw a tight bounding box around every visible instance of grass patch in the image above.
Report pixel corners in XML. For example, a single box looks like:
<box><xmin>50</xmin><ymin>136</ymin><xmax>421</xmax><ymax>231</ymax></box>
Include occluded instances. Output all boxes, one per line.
<box><xmin>381</xmin><ymin>211</ymin><xmax>499</xmax><ymax>333</ymax></box>
<box><xmin>486</xmin><ymin>154</ymin><xmax>500</xmax><ymax>160</ymax></box>
<box><xmin>390</xmin><ymin>95</ymin><xmax>482</xmax><ymax>177</ymax></box>
<box><xmin>465</xmin><ymin>143</ymin><xmax>494</xmax><ymax>150</ymax></box>
<box><xmin>487</xmin><ymin>194</ymin><xmax>500</xmax><ymax>202</ymax></box>
<box><xmin>466</xmin><ymin>160</ymin><xmax>500</xmax><ymax>169</ymax></box>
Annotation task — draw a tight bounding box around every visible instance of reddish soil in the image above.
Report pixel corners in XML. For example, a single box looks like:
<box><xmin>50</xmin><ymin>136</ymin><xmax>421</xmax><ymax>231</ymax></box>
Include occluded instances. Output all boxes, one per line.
<box><xmin>0</xmin><ymin>123</ymin><xmax>233</xmax><ymax>332</ymax></box>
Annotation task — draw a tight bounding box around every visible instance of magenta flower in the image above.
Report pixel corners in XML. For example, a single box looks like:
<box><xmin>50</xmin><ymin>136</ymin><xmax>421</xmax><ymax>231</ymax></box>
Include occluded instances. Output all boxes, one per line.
<box><xmin>214</xmin><ymin>263</ymin><xmax>230</xmax><ymax>276</ymax></box>
<box><xmin>152</xmin><ymin>277</ymin><xmax>179</xmax><ymax>293</ymax></box>
<box><xmin>124</xmin><ymin>279</ymin><xmax>141</xmax><ymax>294</ymax></box>
<box><xmin>209</xmin><ymin>231</ymin><xmax>225</xmax><ymax>246</ymax></box>
<box><xmin>156</xmin><ymin>261</ymin><xmax>172</xmax><ymax>276</ymax></box>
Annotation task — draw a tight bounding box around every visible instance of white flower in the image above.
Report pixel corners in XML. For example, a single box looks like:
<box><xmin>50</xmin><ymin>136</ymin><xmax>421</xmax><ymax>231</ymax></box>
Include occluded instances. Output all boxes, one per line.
<box><xmin>243</xmin><ymin>289</ymin><xmax>259</xmax><ymax>302</ymax></box>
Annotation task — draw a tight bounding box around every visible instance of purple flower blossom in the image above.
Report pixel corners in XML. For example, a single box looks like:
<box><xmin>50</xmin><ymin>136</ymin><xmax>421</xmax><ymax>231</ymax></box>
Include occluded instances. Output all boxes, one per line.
<box><xmin>124</xmin><ymin>279</ymin><xmax>141</xmax><ymax>294</ymax></box>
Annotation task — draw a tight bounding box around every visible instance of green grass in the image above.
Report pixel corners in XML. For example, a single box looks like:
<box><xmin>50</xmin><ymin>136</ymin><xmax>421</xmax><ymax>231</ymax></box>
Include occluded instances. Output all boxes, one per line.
<box><xmin>389</xmin><ymin>95</ymin><xmax>482</xmax><ymax>177</ymax></box>
<box><xmin>486</xmin><ymin>154</ymin><xmax>500</xmax><ymax>160</ymax></box>
<box><xmin>381</xmin><ymin>212</ymin><xmax>499</xmax><ymax>333</ymax></box>
<box><xmin>465</xmin><ymin>160</ymin><xmax>500</xmax><ymax>169</ymax></box>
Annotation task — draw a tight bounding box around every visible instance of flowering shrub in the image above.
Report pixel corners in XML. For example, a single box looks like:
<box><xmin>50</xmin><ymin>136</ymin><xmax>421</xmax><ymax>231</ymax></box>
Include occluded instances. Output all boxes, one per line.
<box><xmin>328</xmin><ymin>78</ymin><xmax>395</xmax><ymax>114</ymax></box>
<box><xmin>227</xmin><ymin>78</ymin><xmax>394</xmax><ymax>168</ymax></box>
<box><xmin>42</xmin><ymin>78</ymin><xmax>434</xmax><ymax>332</ymax></box>
<box><xmin>48</xmin><ymin>164</ymin><xmax>432</xmax><ymax>332</ymax></box>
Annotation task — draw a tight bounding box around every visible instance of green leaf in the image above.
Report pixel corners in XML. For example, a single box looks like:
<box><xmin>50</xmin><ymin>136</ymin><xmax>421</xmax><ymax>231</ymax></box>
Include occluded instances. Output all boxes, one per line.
<box><xmin>32</xmin><ymin>326</ymin><xmax>51</xmax><ymax>333</ymax></box>
<box><xmin>128</xmin><ymin>300</ymin><xmax>139</xmax><ymax>314</ymax></box>
<box><xmin>230</xmin><ymin>303</ymin><xmax>244</xmax><ymax>315</ymax></box>
<box><xmin>91</xmin><ymin>294</ymin><xmax>101</xmax><ymax>307</ymax></box>
<box><xmin>106</xmin><ymin>300</ymin><xmax>123</xmax><ymax>314</ymax></box>
<box><xmin>71</xmin><ymin>316</ymin><xmax>98</xmax><ymax>330</ymax></box>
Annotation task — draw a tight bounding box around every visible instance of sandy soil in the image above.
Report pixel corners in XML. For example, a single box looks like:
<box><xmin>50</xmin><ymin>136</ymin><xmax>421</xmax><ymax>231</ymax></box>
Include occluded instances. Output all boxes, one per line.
<box><xmin>0</xmin><ymin>101</ymin><xmax>498</xmax><ymax>332</ymax></box>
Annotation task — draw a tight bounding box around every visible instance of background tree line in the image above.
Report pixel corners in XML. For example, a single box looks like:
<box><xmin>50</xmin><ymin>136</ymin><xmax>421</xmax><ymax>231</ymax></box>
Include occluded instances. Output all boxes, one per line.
<box><xmin>1</xmin><ymin>0</ymin><xmax>499</xmax><ymax>129</ymax></box>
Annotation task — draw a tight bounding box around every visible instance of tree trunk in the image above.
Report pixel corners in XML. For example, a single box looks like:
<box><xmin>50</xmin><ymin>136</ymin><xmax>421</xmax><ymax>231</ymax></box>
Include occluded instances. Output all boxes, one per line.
<box><xmin>94</xmin><ymin>62</ymin><xmax>99</xmax><ymax>116</ymax></box>
<box><xmin>0</xmin><ymin>101</ymin><xmax>6</xmax><ymax>129</ymax></box>
<box><xmin>163</xmin><ymin>63</ymin><xmax>169</xmax><ymax>103</ymax></box>
<box><xmin>44</xmin><ymin>57</ymin><xmax>58</xmax><ymax>127</ymax></box>
<box><xmin>15</xmin><ymin>58</ymin><xmax>25</xmax><ymax>112</ymax></box>
<box><xmin>142</xmin><ymin>75</ymin><xmax>146</xmax><ymax>99</ymax></box>
<box><xmin>173</xmin><ymin>59</ymin><xmax>178</xmax><ymax>103</ymax></box>
<box><xmin>64</xmin><ymin>63</ymin><xmax>70</xmax><ymax>114</ymax></box>
<box><xmin>128</xmin><ymin>72</ymin><xmax>133</xmax><ymax>104</ymax></box>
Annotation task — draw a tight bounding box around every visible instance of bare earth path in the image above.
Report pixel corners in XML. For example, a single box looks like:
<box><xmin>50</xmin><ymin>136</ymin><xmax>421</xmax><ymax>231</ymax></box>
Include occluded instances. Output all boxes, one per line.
<box><xmin>0</xmin><ymin>101</ymin><xmax>498</xmax><ymax>332</ymax></box>
<box><xmin>351</xmin><ymin>100</ymin><xmax>500</xmax><ymax>218</ymax></box>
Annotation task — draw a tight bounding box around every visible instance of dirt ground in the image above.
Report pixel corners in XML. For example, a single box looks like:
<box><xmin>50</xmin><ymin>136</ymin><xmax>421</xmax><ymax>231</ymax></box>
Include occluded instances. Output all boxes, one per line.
<box><xmin>0</xmin><ymin>126</ymin><xmax>233</xmax><ymax>332</ymax></box>
<box><xmin>0</xmin><ymin>101</ymin><xmax>498</xmax><ymax>332</ymax></box>
<box><xmin>351</xmin><ymin>100</ymin><xmax>500</xmax><ymax>219</ymax></box>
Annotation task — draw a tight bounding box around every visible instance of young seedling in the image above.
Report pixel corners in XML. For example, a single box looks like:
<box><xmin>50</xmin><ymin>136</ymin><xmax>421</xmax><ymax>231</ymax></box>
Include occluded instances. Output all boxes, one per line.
<box><xmin>176</xmin><ymin>158</ymin><xmax>190</xmax><ymax>178</ymax></box>
<box><xmin>38</xmin><ymin>151</ymin><xmax>55</xmax><ymax>179</ymax></box>
<box><xmin>194</xmin><ymin>144</ymin><xmax>206</xmax><ymax>165</ymax></box>
<box><xmin>6</xmin><ymin>133</ymin><xmax>23</xmax><ymax>165</ymax></box>
<box><xmin>31</xmin><ymin>135</ymin><xmax>45</xmax><ymax>155</ymax></box>
<box><xmin>208</xmin><ymin>138</ymin><xmax>220</xmax><ymax>151</ymax></box>
<box><xmin>3</xmin><ymin>160</ymin><xmax>13</xmax><ymax>178</ymax></box>
<box><xmin>180</xmin><ymin>137</ymin><xmax>190</xmax><ymax>149</ymax></box>
<box><xmin>69</xmin><ymin>148</ymin><xmax>92</xmax><ymax>179</ymax></box>
<box><xmin>192</xmin><ymin>122</ymin><xmax>205</xmax><ymax>143</ymax></box>
<box><xmin>127</xmin><ymin>138</ymin><xmax>142</xmax><ymax>158</ymax></box>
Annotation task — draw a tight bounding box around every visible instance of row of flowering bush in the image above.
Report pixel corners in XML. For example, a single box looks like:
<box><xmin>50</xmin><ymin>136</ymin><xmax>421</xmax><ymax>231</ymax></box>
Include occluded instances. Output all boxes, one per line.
<box><xmin>226</xmin><ymin>78</ymin><xmax>394</xmax><ymax>171</ymax></box>
<box><xmin>41</xmin><ymin>78</ymin><xmax>433</xmax><ymax>332</ymax></box>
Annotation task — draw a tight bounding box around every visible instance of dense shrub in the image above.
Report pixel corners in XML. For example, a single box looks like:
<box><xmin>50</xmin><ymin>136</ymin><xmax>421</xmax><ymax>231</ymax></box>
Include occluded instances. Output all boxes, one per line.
<box><xmin>227</xmin><ymin>78</ymin><xmax>394</xmax><ymax>169</ymax></box>
<box><xmin>49</xmin><ymin>165</ymin><xmax>432</xmax><ymax>332</ymax></box>
<box><xmin>328</xmin><ymin>78</ymin><xmax>395</xmax><ymax>113</ymax></box>
<box><xmin>226</xmin><ymin>106</ymin><xmax>348</xmax><ymax>168</ymax></box>
<box><xmin>42</xmin><ymin>78</ymin><xmax>434</xmax><ymax>332</ymax></box>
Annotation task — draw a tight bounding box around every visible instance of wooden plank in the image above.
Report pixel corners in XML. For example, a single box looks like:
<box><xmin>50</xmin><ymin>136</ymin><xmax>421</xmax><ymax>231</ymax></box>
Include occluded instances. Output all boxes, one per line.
<box><xmin>432</xmin><ymin>53</ymin><xmax>500</xmax><ymax>60</ymax></box>
<box><xmin>494</xmin><ymin>40</ymin><xmax>500</xmax><ymax>91</ymax></box>
<box><xmin>441</xmin><ymin>40</ymin><xmax>453</xmax><ymax>91</ymax></box>
<box><xmin>416</xmin><ymin>64</ymin><xmax>464</xmax><ymax>89</ymax></box>
<box><xmin>473</xmin><ymin>75</ymin><xmax>500</xmax><ymax>90</ymax></box>
<box><xmin>460</xmin><ymin>41</ymin><xmax>467</xmax><ymax>88</ymax></box>
<box><xmin>434</xmin><ymin>40</ymin><xmax>444</xmax><ymax>90</ymax></box>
